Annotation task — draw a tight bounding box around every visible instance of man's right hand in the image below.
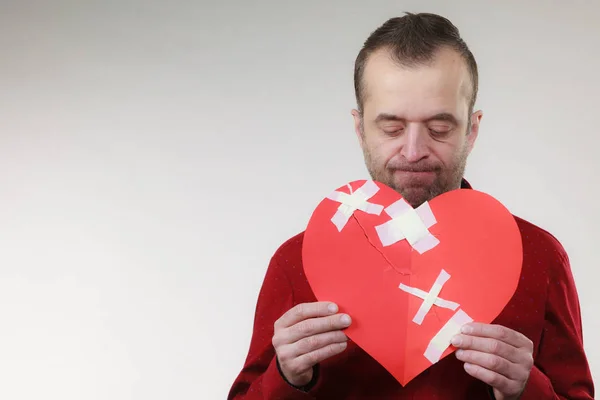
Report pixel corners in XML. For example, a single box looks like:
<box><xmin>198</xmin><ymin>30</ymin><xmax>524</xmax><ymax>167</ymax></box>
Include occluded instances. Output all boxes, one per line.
<box><xmin>272</xmin><ymin>302</ymin><xmax>352</xmax><ymax>387</ymax></box>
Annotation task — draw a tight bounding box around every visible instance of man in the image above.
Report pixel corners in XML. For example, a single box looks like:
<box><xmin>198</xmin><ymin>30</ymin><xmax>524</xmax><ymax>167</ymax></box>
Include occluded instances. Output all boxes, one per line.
<box><xmin>228</xmin><ymin>13</ymin><xmax>594</xmax><ymax>399</ymax></box>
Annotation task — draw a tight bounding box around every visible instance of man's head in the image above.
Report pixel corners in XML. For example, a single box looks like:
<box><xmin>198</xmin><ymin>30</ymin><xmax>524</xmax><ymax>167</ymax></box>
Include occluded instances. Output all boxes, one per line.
<box><xmin>352</xmin><ymin>13</ymin><xmax>482</xmax><ymax>207</ymax></box>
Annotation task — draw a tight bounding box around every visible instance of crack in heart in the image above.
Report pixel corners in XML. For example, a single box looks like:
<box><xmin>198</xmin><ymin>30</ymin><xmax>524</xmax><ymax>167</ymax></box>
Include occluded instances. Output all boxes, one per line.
<box><xmin>431</xmin><ymin>306</ymin><xmax>443</xmax><ymax>323</ymax></box>
<box><xmin>351</xmin><ymin>213</ymin><xmax>410</xmax><ymax>276</ymax></box>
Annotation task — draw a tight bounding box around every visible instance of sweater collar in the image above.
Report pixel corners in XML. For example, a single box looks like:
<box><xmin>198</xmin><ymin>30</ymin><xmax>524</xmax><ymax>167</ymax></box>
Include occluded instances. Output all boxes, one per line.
<box><xmin>460</xmin><ymin>178</ymin><xmax>472</xmax><ymax>189</ymax></box>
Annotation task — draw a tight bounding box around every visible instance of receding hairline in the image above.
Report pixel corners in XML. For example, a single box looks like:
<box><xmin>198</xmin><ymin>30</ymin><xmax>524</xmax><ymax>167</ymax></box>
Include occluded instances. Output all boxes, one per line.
<box><xmin>357</xmin><ymin>45</ymin><xmax>476</xmax><ymax>115</ymax></box>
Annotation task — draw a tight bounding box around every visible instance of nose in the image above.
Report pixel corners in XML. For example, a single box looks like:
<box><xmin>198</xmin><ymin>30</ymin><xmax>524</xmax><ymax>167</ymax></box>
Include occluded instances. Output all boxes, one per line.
<box><xmin>400</xmin><ymin>124</ymin><xmax>430</xmax><ymax>162</ymax></box>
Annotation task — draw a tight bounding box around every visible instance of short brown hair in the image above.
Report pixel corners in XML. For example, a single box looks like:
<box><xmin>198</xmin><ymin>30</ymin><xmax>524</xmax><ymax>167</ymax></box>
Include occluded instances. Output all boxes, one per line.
<box><xmin>354</xmin><ymin>13</ymin><xmax>478</xmax><ymax>115</ymax></box>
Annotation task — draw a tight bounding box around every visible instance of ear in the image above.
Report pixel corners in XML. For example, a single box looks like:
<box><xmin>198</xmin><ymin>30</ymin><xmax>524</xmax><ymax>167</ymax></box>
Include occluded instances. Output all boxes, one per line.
<box><xmin>351</xmin><ymin>109</ymin><xmax>365</xmax><ymax>149</ymax></box>
<box><xmin>466</xmin><ymin>110</ymin><xmax>483</xmax><ymax>153</ymax></box>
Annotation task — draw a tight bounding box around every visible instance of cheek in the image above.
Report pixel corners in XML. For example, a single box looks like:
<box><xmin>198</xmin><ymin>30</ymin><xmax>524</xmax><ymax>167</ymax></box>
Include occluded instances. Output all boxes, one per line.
<box><xmin>367</xmin><ymin>138</ymin><xmax>400</xmax><ymax>165</ymax></box>
<box><xmin>431</xmin><ymin>140</ymin><xmax>467</xmax><ymax>167</ymax></box>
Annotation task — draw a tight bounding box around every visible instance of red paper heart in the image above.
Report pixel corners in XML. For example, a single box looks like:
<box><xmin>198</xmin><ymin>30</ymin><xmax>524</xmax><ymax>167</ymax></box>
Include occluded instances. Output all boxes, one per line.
<box><xmin>302</xmin><ymin>180</ymin><xmax>522</xmax><ymax>385</ymax></box>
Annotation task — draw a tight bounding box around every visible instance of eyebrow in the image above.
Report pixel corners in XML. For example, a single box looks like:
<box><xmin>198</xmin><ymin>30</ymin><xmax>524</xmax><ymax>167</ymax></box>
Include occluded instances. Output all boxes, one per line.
<box><xmin>374</xmin><ymin>112</ymin><xmax>460</xmax><ymax>125</ymax></box>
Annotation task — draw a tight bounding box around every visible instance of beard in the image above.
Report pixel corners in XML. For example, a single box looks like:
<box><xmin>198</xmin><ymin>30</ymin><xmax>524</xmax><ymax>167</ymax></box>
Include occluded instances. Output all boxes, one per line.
<box><xmin>362</xmin><ymin>143</ymin><xmax>469</xmax><ymax>208</ymax></box>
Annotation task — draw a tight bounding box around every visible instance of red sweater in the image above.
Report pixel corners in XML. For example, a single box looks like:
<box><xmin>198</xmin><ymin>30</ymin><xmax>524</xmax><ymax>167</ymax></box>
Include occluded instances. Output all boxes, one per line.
<box><xmin>229</xmin><ymin>188</ymin><xmax>594</xmax><ymax>399</ymax></box>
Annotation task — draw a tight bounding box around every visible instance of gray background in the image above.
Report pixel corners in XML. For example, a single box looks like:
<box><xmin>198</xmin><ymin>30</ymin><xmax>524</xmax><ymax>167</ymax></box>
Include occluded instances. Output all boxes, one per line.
<box><xmin>0</xmin><ymin>1</ymin><xmax>597</xmax><ymax>398</ymax></box>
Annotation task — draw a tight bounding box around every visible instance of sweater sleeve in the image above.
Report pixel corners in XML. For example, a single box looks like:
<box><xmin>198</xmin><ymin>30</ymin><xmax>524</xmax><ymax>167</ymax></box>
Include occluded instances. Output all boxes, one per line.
<box><xmin>519</xmin><ymin>237</ymin><xmax>594</xmax><ymax>399</ymax></box>
<box><xmin>227</xmin><ymin>252</ymin><xmax>316</xmax><ymax>400</ymax></box>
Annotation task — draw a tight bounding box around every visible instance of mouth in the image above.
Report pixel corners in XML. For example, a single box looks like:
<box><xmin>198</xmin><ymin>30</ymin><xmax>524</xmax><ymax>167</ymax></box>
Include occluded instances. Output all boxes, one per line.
<box><xmin>399</xmin><ymin>170</ymin><xmax>435</xmax><ymax>175</ymax></box>
<box><xmin>393</xmin><ymin>169</ymin><xmax>437</xmax><ymax>185</ymax></box>
<box><xmin>394</xmin><ymin>169</ymin><xmax>436</xmax><ymax>176</ymax></box>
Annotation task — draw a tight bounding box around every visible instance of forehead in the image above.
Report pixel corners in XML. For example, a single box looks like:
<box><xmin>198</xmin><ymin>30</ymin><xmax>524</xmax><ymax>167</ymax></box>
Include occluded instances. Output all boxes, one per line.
<box><xmin>362</xmin><ymin>47</ymin><xmax>472</xmax><ymax>120</ymax></box>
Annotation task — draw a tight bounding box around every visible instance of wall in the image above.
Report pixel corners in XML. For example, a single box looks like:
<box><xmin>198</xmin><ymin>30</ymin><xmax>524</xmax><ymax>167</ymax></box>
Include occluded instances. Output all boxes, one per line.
<box><xmin>0</xmin><ymin>1</ymin><xmax>597</xmax><ymax>398</ymax></box>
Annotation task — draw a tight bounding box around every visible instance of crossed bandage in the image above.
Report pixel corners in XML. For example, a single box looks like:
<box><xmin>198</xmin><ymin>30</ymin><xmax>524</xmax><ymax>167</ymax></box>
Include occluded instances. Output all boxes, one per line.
<box><xmin>400</xmin><ymin>269</ymin><xmax>473</xmax><ymax>363</ymax></box>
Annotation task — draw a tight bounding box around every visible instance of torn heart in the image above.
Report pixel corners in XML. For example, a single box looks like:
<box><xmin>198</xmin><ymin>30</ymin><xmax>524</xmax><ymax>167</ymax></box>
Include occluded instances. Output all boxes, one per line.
<box><xmin>302</xmin><ymin>180</ymin><xmax>522</xmax><ymax>385</ymax></box>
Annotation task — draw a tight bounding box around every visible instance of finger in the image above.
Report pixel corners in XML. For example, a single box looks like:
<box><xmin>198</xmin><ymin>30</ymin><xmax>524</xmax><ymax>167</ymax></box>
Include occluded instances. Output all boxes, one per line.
<box><xmin>463</xmin><ymin>363</ymin><xmax>522</xmax><ymax>397</ymax></box>
<box><xmin>455</xmin><ymin>349</ymin><xmax>522</xmax><ymax>380</ymax></box>
<box><xmin>461</xmin><ymin>323</ymin><xmax>533</xmax><ymax>350</ymax></box>
<box><xmin>277</xmin><ymin>331</ymin><xmax>348</xmax><ymax>361</ymax></box>
<box><xmin>290</xmin><ymin>342</ymin><xmax>348</xmax><ymax>373</ymax></box>
<box><xmin>451</xmin><ymin>335</ymin><xmax>522</xmax><ymax>364</ymax></box>
<box><xmin>293</xmin><ymin>331</ymin><xmax>349</xmax><ymax>359</ymax></box>
<box><xmin>282</xmin><ymin>314</ymin><xmax>352</xmax><ymax>344</ymax></box>
<box><xmin>275</xmin><ymin>302</ymin><xmax>339</xmax><ymax>330</ymax></box>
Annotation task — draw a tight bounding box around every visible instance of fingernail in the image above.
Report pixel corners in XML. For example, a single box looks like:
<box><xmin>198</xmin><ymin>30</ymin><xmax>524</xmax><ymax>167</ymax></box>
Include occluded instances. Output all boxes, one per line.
<box><xmin>339</xmin><ymin>342</ymin><xmax>348</xmax><ymax>349</ymax></box>
<box><xmin>451</xmin><ymin>336</ymin><xmax>462</xmax><ymax>346</ymax></box>
<box><xmin>341</xmin><ymin>314</ymin><xmax>351</xmax><ymax>325</ymax></box>
<box><xmin>328</xmin><ymin>303</ymin><xmax>338</xmax><ymax>313</ymax></box>
<box><xmin>461</xmin><ymin>325</ymin><xmax>472</xmax><ymax>334</ymax></box>
<box><xmin>455</xmin><ymin>349</ymin><xmax>464</xmax><ymax>358</ymax></box>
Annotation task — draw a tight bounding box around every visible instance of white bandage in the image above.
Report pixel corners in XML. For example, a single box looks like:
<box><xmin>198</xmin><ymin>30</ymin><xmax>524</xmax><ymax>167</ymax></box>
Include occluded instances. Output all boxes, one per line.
<box><xmin>375</xmin><ymin>199</ymin><xmax>439</xmax><ymax>254</ymax></box>
<box><xmin>326</xmin><ymin>181</ymin><xmax>384</xmax><ymax>231</ymax></box>
<box><xmin>399</xmin><ymin>269</ymin><xmax>457</xmax><ymax>325</ymax></box>
<box><xmin>424</xmin><ymin>309</ymin><xmax>473</xmax><ymax>363</ymax></box>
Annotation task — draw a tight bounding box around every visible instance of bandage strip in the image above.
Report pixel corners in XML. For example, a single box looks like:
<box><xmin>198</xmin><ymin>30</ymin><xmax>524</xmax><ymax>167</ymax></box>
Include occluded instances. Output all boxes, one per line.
<box><xmin>399</xmin><ymin>269</ymin><xmax>457</xmax><ymax>325</ymax></box>
<box><xmin>375</xmin><ymin>199</ymin><xmax>439</xmax><ymax>254</ymax></box>
<box><xmin>424</xmin><ymin>309</ymin><xmax>473</xmax><ymax>363</ymax></box>
<box><xmin>326</xmin><ymin>180</ymin><xmax>384</xmax><ymax>231</ymax></box>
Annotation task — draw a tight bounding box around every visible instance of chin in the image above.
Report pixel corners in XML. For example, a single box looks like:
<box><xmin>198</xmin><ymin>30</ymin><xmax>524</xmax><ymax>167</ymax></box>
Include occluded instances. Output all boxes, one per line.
<box><xmin>395</xmin><ymin>186</ymin><xmax>432</xmax><ymax>208</ymax></box>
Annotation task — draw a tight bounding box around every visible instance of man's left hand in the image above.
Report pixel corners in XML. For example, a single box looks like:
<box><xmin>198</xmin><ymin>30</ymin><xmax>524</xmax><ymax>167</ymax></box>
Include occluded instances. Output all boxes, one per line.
<box><xmin>451</xmin><ymin>323</ymin><xmax>534</xmax><ymax>400</ymax></box>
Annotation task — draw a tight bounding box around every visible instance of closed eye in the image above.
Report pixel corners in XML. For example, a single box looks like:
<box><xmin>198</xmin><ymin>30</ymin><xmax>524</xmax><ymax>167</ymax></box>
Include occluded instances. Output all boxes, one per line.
<box><xmin>383</xmin><ymin>127</ymin><xmax>404</xmax><ymax>136</ymax></box>
<box><xmin>429</xmin><ymin>127</ymin><xmax>452</xmax><ymax>136</ymax></box>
